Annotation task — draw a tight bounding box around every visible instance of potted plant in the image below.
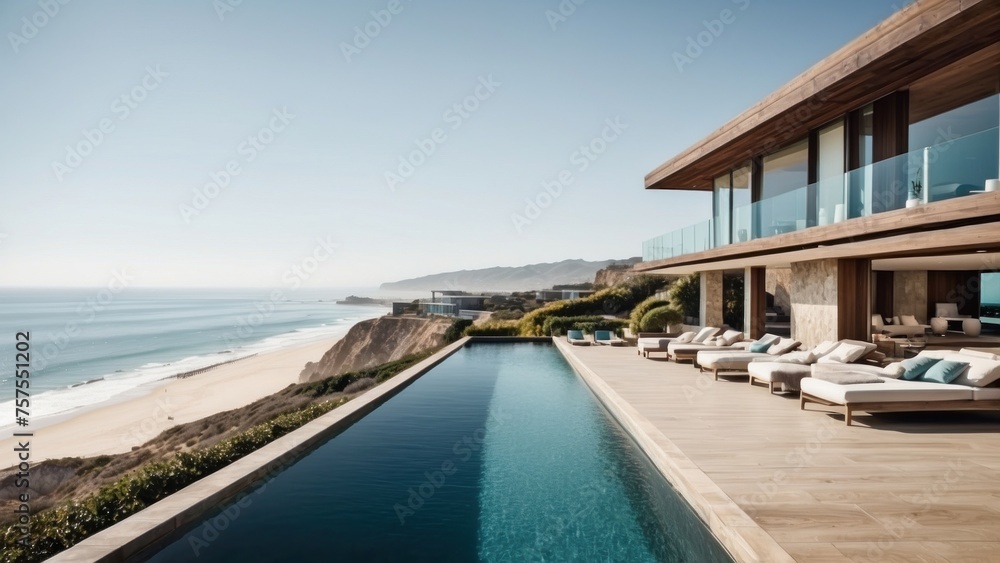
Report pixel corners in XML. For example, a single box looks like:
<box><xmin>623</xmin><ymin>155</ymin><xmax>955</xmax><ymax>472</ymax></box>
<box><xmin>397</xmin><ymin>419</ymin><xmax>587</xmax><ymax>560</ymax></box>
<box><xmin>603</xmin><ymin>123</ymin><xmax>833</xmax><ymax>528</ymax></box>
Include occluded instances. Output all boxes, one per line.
<box><xmin>906</xmin><ymin>175</ymin><xmax>923</xmax><ymax>208</ymax></box>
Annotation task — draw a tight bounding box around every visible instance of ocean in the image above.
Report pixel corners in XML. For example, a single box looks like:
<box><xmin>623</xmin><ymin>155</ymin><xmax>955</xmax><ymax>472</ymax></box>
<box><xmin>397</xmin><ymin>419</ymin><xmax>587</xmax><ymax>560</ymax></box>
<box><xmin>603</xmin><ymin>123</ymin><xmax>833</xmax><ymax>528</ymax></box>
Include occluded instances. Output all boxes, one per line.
<box><xmin>0</xmin><ymin>288</ymin><xmax>387</xmax><ymax>432</ymax></box>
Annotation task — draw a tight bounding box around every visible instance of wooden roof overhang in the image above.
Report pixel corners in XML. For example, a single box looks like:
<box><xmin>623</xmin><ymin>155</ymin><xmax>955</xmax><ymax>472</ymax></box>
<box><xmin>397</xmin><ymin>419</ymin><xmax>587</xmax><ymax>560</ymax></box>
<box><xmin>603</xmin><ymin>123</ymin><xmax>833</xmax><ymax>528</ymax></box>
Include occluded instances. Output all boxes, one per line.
<box><xmin>645</xmin><ymin>0</ymin><xmax>1000</xmax><ymax>191</ymax></box>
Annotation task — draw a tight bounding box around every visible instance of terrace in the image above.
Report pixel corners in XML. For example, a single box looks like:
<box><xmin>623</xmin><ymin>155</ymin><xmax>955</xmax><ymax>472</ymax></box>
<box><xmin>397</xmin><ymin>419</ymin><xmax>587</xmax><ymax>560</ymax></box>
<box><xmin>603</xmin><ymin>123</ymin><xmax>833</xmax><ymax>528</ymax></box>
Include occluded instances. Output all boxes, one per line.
<box><xmin>557</xmin><ymin>340</ymin><xmax>1000</xmax><ymax>562</ymax></box>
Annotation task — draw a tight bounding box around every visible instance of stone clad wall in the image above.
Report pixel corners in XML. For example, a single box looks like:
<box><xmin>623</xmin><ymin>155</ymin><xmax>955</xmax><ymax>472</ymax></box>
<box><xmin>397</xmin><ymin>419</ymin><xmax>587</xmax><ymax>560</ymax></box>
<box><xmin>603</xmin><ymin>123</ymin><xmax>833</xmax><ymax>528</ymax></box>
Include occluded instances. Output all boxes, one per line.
<box><xmin>700</xmin><ymin>271</ymin><xmax>724</xmax><ymax>328</ymax></box>
<box><xmin>766</xmin><ymin>268</ymin><xmax>792</xmax><ymax>315</ymax></box>
<box><xmin>790</xmin><ymin>259</ymin><xmax>839</xmax><ymax>348</ymax></box>
<box><xmin>893</xmin><ymin>271</ymin><xmax>929</xmax><ymax>323</ymax></box>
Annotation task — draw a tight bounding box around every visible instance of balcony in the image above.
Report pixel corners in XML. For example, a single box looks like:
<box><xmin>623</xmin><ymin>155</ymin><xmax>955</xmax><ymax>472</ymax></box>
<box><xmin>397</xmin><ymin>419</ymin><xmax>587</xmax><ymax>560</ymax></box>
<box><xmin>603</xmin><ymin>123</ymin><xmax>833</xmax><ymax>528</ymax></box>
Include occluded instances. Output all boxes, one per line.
<box><xmin>643</xmin><ymin>127</ymin><xmax>999</xmax><ymax>263</ymax></box>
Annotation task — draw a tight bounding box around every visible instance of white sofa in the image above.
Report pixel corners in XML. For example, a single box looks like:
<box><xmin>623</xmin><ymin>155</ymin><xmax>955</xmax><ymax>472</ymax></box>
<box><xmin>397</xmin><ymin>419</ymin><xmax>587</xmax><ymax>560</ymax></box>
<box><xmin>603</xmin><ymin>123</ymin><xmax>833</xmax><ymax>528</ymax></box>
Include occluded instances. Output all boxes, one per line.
<box><xmin>799</xmin><ymin>348</ymin><xmax>1000</xmax><ymax>425</ymax></box>
<box><xmin>872</xmin><ymin>314</ymin><xmax>928</xmax><ymax>338</ymax></box>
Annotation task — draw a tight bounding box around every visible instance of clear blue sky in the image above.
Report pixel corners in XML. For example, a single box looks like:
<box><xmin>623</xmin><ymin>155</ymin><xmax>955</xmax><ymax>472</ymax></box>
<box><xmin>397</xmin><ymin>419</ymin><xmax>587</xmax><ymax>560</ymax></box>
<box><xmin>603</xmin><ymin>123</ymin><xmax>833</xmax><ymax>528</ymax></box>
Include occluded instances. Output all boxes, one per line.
<box><xmin>0</xmin><ymin>0</ymin><xmax>899</xmax><ymax>288</ymax></box>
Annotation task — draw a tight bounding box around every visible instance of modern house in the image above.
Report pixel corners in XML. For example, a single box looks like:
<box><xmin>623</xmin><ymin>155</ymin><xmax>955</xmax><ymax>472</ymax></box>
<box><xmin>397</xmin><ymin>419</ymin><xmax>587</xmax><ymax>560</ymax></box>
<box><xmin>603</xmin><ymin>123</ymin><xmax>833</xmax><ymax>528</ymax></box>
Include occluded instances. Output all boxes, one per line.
<box><xmin>637</xmin><ymin>0</ymin><xmax>1000</xmax><ymax>348</ymax></box>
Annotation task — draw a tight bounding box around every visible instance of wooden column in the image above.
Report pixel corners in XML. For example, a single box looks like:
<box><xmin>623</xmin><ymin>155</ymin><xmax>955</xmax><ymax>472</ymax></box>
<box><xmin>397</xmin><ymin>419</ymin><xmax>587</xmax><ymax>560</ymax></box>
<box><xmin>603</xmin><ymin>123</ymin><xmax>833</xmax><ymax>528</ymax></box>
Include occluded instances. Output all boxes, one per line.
<box><xmin>745</xmin><ymin>267</ymin><xmax>767</xmax><ymax>339</ymax></box>
<box><xmin>838</xmin><ymin>258</ymin><xmax>872</xmax><ymax>341</ymax></box>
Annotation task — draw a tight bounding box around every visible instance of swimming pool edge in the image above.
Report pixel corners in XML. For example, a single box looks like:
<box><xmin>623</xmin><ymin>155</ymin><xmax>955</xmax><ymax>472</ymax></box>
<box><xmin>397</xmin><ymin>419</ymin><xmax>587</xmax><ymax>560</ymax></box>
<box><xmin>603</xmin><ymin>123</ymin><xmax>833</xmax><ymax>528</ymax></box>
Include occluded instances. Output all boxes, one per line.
<box><xmin>553</xmin><ymin>339</ymin><xmax>796</xmax><ymax>563</ymax></box>
<box><xmin>48</xmin><ymin>337</ymin><xmax>475</xmax><ymax>563</ymax></box>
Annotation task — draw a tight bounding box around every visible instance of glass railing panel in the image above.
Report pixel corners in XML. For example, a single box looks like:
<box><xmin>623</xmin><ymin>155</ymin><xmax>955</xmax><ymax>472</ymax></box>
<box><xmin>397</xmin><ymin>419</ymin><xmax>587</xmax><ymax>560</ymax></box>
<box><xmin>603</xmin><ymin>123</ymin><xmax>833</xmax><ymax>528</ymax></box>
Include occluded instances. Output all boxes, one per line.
<box><xmin>642</xmin><ymin>126</ymin><xmax>999</xmax><ymax>262</ymax></box>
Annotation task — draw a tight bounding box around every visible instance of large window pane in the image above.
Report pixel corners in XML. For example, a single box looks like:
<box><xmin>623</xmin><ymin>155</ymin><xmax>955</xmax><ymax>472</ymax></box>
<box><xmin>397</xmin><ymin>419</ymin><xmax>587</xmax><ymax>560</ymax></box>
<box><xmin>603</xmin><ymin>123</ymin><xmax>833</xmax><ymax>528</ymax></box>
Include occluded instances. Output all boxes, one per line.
<box><xmin>732</xmin><ymin>164</ymin><xmax>751</xmax><ymax>242</ymax></box>
<box><xmin>713</xmin><ymin>173</ymin><xmax>731</xmax><ymax>247</ymax></box>
<box><xmin>762</xmin><ymin>139</ymin><xmax>808</xmax><ymax>200</ymax></box>
<box><xmin>817</xmin><ymin>121</ymin><xmax>846</xmax><ymax>224</ymax></box>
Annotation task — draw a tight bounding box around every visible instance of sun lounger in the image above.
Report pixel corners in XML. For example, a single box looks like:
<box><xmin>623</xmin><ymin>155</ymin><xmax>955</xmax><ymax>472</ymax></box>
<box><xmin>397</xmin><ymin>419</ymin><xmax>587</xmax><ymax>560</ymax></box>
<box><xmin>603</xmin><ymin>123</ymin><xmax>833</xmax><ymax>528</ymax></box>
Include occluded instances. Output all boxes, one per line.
<box><xmin>566</xmin><ymin>330</ymin><xmax>590</xmax><ymax>346</ymax></box>
<box><xmin>674</xmin><ymin>332</ymin><xmax>787</xmax><ymax>366</ymax></box>
<box><xmin>671</xmin><ymin>334</ymin><xmax>799</xmax><ymax>370</ymax></box>
<box><xmin>594</xmin><ymin>330</ymin><xmax>626</xmax><ymax>346</ymax></box>
<box><xmin>637</xmin><ymin>327</ymin><xmax>712</xmax><ymax>358</ymax></box>
<box><xmin>799</xmin><ymin>349</ymin><xmax>1000</xmax><ymax>425</ymax></box>
<box><xmin>745</xmin><ymin>339</ymin><xmax>875</xmax><ymax>392</ymax></box>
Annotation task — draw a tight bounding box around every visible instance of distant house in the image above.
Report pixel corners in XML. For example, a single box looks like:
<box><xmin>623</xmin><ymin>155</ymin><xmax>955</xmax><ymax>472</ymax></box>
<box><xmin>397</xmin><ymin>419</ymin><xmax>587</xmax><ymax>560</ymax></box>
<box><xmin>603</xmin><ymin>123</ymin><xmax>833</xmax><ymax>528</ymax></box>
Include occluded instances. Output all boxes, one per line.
<box><xmin>535</xmin><ymin>289</ymin><xmax>596</xmax><ymax>302</ymax></box>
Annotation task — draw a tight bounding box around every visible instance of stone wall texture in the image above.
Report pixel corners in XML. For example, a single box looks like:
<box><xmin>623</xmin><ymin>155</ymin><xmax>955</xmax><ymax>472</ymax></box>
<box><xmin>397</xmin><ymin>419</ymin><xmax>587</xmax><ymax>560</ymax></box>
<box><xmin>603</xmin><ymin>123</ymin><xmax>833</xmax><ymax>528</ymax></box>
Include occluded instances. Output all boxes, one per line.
<box><xmin>766</xmin><ymin>268</ymin><xmax>793</xmax><ymax>315</ymax></box>
<box><xmin>700</xmin><ymin>271</ymin><xmax>725</xmax><ymax>328</ymax></box>
<box><xmin>893</xmin><ymin>270</ymin><xmax>929</xmax><ymax>323</ymax></box>
<box><xmin>790</xmin><ymin>259</ymin><xmax>839</xmax><ymax>348</ymax></box>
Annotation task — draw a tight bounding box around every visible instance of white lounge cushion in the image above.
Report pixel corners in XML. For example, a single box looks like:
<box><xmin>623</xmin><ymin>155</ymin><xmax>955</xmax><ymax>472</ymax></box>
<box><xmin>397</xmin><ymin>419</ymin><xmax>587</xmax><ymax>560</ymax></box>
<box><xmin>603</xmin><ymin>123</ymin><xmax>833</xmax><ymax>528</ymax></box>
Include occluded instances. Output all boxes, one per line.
<box><xmin>811</xmin><ymin>340</ymin><xmax>840</xmax><ymax>358</ymax></box>
<box><xmin>767</xmin><ymin>338</ymin><xmax>800</xmax><ymax>356</ymax></box>
<box><xmin>697</xmin><ymin>351</ymin><xmax>770</xmax><ymax>370</ymax></box>
<box><xmin>767</xmin><ymin>350</ymin><xmax>817</xmax><ymax>364</ymax></box>
<box><xmin>900</xmin><ymin>314</ymin><xmax>919</xmax><ymax>326</ymax></box>
<box><xmin>638</xmin><ymin>338</ymin><xmax>671</xmax><ymax>351</ymax></box>
<box><xmin>675</xmin><ymin>331</ymin><xmax>696</xmax><ymax>343</ymax></box>
<box><xmin>972</xmin><ymin>387</ymin><xmax>1000</xmax><ymax>401</ymax></box>
<box><xmin>716</xmin><ymin>330</ymin><xmax>744</xmax><ymax>346</ymax></box>
<box><xmin>811</xmin><ymin>363</ymin><xmax>884</xmax><ymax>377</ymax></box>
<box><xmin>692</xmin><ymin>327</ymin><xmax>718</xmax><ymax>343</ymax></box>
<box><xmin>756</xmin><ymin>334</ymin><xmax>782</xmax><ymax>346</ymax></box>
<box><xmin>801</xmin><ymin>377</ymin><xmax>975</xmax><ymax>404</ymax></box>
<box><xmin>959</xmin><ymin>349</ymin><xmax>1000</xmax><ymax>361</ymax></box>
<box><xmin>820</xmin><ymin>342</ymin><xmax>869</xmax><ymax>364</ymax></box>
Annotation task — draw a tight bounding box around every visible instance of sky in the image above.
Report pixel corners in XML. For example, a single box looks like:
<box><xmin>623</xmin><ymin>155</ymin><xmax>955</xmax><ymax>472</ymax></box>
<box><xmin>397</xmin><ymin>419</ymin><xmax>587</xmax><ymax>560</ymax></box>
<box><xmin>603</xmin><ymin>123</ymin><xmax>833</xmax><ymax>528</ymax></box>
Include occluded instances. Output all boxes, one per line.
<box><xmin>0</xmin><ymin>0</ymin><xmax>901</xmax><ymax>288</ymax></box>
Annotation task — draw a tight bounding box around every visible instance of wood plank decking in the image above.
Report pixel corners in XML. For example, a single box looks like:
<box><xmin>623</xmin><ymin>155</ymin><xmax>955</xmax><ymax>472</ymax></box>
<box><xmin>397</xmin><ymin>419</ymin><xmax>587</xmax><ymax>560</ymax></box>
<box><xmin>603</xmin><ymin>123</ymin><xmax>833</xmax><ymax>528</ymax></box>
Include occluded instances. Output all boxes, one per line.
<box><xmin>556</xmin><ymin>340</ymin><xmax>1000</xmax><ymax>563</ymax></box>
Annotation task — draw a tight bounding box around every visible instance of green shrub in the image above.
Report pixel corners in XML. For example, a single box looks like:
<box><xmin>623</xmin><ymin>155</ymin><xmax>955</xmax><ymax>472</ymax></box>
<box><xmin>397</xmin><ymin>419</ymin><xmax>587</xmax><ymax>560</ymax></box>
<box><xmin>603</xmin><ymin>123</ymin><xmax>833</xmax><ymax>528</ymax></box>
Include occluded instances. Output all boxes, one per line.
<box><xmin>639</xmin><ymin>305</ymin><xmax>683</xmax><ymax>332</ymax></box>
<box><xmin>629</xmin><ymin>297</ymin><xmax>670</xmax><ymax>332</ymax></box>
<box><xmin>444</xmin><ymin>318</ymin><xmax>473</xmax><ymax>343</ymax></box>
<box><xmin>670</xmin><ymin>274</ymin><xmax>700</xmax><ymax>321</ymax></box>
<box><xmin>543</xmin><ymin>315</ymin><xmax>628</xmax><ymax>336</ymax></box>
<box><xmin>464</xmin><ymin>322</ymin><xmax>520</xmax><ymax>337</ymax></box>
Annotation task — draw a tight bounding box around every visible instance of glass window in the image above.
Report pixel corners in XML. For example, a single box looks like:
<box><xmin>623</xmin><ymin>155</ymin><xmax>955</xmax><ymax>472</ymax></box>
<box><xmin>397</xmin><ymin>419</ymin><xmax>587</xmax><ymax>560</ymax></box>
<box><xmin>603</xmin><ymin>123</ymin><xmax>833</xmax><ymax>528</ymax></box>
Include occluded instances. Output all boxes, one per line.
<box><xmin>817</xmin><ymin>121</ymin><xmax>846</xmax><ymax>224</ymax></box>
<box><xmin>713</xmin><ymin>173</ymin><xmax>731</xmax><ymax>247</ymax></box>
<box><xmin>731</xmin><ymin>164</ymin><xmax>751</xmax><ymax>242</ymax></box>
<box><xmin>762</xmin><ymin>139</ymin><xmax>808</xmax><ymax>200</ymax></box>
<box><xmin>909</xmin><ymin>94</ymin><xmax>999</xmax><ymax>201</ymax></box>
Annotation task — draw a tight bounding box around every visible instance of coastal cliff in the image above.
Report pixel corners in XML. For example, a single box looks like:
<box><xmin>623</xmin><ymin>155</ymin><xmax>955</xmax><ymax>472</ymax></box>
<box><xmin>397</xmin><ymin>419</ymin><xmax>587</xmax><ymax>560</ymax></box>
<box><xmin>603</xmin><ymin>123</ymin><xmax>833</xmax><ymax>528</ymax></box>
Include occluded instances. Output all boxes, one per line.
<box><xmin>299</xmin><ymin>316</ymin><xmax>450</xmax><ymax>383</ymax></box>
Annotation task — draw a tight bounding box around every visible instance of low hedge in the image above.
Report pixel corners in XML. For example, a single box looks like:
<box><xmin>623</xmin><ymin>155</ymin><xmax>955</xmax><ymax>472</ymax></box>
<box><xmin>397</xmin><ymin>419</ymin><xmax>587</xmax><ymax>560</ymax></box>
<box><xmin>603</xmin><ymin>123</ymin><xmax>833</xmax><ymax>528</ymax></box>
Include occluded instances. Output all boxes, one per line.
<box><xmin>542</xmin><ymin>315</ymin><xmax>628</xmax><ymax>336</ymax></box>
<box><xmin>464</xmin><ymin>322</ymin><xmax>520</xmax><ymax>337</ymax></box>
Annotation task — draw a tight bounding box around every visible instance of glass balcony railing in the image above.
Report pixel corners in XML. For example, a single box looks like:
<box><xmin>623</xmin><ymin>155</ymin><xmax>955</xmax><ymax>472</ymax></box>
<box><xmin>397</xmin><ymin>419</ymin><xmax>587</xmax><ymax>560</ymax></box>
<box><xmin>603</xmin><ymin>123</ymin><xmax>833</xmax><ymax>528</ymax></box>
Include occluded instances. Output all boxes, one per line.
<box><xmin>643</xmin><ymin>127</ymin><xmax>999</xmax><ymax>262</ymax></box>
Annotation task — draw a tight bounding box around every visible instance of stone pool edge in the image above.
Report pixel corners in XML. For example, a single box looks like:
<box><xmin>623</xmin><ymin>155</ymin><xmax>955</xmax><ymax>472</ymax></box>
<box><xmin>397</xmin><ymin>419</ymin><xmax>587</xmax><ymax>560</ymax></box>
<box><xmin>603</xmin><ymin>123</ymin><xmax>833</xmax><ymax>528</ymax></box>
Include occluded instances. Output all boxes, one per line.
<box><xmin>554</xmin><ymin>339</ymin><xmax>795</xmax><ymax>563</ymax></box>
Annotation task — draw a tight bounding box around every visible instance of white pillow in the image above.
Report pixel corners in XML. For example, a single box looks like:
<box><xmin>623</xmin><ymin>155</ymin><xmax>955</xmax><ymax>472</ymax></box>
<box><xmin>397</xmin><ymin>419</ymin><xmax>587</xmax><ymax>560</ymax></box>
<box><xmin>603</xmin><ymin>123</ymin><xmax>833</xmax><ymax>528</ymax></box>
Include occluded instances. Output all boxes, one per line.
<box><xmin>945</xmin><ymin>354</ymin><xmax>1000</xmax><ymax>388</ymax></box>
<box><xmin>811</xmin><ymin>340</ymin><xmax>840</xmax><ymax>358</ymax></box>
<box><xmin>881</xmin><ymin>362</ymin><xmax>905</xmax><ymax>379</ymax></box>
<box><xmin>716</xmin><ymin>330</ymin><xmax>743</xmax><ymax>346</ymax></box>
<box><xmin>892</xmin><ymin>316</ymin><xmax>901</xmax><ymax>326</ymax></box>
<box><xmin>767</xmin><ymin>338</ymin><xmax>801</xmax><ymax>356</ymax></box>
<box><xmin>756</xmin><ymin>334</ymin><xmax>781</xmax><ymax>346</ymax></box>
<box><xmin>900</xmin><ymin>315</ymin><xmax>919</xmax><ymax>326</ymax></box>
<box><xmin>674</xmin><ymin>331</ymin><xmax>696</xmax><ymax>344</ymax></box>
<box><xmin>823</xmin><ymin>342</ymin><xmax>868</xmax><ymax>363</ymax></box>
<box><xmin>693</xmin><ymin>327</ymin><xmax>718</xmax><ymax>343</ymax></box>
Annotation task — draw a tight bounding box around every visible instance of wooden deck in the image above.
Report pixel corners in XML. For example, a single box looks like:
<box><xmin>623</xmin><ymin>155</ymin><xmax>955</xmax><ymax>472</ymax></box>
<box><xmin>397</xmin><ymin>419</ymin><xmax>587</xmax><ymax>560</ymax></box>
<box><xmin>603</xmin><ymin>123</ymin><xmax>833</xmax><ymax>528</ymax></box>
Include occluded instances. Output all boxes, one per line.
<box><xmin>556</xmin><ymin>340</ymin><xmax>1000</xmax><ymax>563</ymax></box>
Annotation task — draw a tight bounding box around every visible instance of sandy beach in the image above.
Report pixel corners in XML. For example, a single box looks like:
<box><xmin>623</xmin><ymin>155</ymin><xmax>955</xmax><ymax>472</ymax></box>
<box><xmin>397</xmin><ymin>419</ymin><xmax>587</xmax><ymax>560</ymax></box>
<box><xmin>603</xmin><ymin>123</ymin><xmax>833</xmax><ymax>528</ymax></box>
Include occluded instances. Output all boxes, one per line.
<box><xmin>1</xmin><ymin>336</ymin><xmax>340</xmax><ymax>466</ymax></box>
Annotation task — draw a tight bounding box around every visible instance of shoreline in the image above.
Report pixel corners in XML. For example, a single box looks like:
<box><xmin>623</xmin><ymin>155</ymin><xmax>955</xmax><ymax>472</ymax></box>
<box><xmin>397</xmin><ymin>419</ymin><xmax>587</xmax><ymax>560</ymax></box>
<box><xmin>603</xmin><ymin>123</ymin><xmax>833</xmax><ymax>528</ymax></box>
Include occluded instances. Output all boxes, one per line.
<box><xmin>0</xmin><ymin>334</ymin><xmax>345</xmax><ymax>466</ymax></box>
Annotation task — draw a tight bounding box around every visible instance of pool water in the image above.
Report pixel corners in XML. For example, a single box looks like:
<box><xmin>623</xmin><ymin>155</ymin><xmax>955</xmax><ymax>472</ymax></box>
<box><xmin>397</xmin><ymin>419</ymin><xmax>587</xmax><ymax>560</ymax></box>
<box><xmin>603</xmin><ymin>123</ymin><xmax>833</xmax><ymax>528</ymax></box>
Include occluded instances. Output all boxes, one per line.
<box><xmin>144</xmin><ymin>343</ymin><xmax>734</xmax><ymax>562</ymax></box>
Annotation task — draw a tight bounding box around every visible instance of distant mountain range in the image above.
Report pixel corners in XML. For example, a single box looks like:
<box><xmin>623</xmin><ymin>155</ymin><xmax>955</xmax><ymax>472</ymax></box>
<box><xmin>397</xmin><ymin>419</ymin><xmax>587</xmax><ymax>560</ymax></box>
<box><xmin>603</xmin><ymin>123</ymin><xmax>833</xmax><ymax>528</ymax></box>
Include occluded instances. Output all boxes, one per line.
<box><xmin>380</xmin><ymin>258</ymin><xmax>640</xmax><ymax>292</ymax></box>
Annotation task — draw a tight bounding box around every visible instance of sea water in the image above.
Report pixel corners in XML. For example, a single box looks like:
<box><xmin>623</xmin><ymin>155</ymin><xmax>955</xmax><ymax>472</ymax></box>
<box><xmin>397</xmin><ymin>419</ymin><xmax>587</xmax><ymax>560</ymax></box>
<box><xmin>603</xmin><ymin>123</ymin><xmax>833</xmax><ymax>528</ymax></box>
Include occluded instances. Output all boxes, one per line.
<box><xmin>0</xmin><ymin>288</ymin><xmax>385</xmax><ymax>431</ymax></box>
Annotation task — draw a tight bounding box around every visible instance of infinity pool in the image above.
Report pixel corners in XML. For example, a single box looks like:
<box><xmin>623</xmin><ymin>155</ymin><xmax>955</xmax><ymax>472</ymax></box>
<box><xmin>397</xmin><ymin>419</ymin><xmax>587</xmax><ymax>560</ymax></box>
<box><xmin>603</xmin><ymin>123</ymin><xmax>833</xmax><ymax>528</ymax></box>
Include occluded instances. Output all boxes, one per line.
<box><xmin>144</xmin><ymin>343</ymin><xmax>733</xmax><ymax>562</ymax></box>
